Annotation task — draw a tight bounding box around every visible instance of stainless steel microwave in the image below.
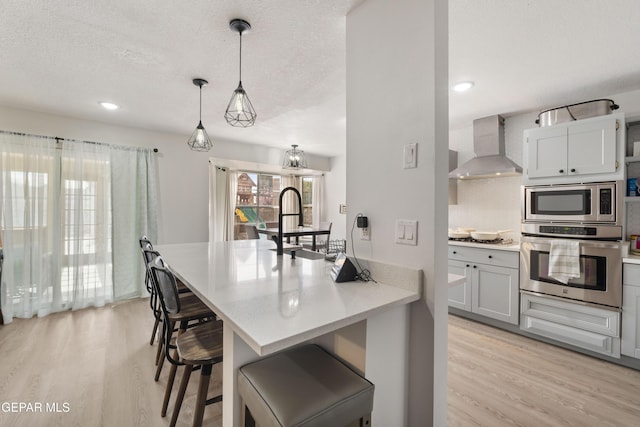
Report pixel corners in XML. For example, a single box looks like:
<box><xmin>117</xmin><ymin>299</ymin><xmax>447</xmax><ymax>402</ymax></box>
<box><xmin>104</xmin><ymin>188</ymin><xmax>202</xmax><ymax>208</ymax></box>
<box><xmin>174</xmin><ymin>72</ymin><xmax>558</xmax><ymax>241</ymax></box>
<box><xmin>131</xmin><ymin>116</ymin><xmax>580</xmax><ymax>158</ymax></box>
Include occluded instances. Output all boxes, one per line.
<box><xmin>522</xmin><ymin>181</ymin><xmax>622</xmax><ymax>225</ymax></box>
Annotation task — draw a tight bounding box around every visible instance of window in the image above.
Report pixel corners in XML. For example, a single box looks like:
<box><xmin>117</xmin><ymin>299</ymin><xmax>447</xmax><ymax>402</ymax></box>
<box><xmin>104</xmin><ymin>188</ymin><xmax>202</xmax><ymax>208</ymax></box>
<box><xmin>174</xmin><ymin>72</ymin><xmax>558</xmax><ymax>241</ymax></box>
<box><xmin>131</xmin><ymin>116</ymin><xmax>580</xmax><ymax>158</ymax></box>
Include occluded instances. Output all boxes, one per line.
<box><xmin>1</xmin><ymin>171</ymin><xmax>49</xmax><ymax>228</ymax></box>
<box><xmin>233</xmin><ymin>172</ymin><xmax>315</xmax><ymax>239</ymax></box>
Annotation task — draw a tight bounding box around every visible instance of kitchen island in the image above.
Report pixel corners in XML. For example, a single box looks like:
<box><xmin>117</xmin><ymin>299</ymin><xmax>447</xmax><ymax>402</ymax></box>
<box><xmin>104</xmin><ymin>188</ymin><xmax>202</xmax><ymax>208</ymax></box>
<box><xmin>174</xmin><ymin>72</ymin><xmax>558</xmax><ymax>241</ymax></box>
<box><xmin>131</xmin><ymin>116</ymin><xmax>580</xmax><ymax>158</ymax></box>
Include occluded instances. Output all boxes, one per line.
<box><xmin>156</xmin><ymin>240</ymin><xmax>421</xmax><ymax>427</ymax></box>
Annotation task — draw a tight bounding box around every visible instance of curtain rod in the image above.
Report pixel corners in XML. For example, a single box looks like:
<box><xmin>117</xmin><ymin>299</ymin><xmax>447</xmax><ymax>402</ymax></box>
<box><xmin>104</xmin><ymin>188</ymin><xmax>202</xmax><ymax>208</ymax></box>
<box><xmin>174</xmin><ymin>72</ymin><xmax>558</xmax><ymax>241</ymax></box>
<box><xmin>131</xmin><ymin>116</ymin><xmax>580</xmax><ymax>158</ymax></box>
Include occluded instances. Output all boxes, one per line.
<box><xmin>0</xmin><ymin>130</ymin><xmax>159</xmax><ymax>153</ymax></box>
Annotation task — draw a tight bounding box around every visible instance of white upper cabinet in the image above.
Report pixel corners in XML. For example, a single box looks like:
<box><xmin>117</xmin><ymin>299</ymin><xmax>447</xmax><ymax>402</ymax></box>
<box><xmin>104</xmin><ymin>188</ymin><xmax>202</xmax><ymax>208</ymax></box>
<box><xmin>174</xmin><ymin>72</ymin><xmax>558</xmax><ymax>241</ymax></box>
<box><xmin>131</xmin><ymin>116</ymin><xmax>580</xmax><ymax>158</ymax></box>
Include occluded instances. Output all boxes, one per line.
<box><xmin>523</xmin><ymin>113</ymin><xmax>624</xmax><ymax>185</ymax></box>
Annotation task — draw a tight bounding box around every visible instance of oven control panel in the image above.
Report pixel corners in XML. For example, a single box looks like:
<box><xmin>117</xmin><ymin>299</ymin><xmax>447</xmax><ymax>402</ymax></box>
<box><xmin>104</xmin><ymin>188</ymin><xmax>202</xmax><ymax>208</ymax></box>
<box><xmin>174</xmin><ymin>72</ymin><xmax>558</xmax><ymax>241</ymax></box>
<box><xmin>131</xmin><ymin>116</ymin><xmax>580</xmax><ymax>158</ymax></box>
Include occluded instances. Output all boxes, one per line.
<box><xmin>539</xmin><ymin>225</ymin><xmax>597</xmax><ymax>236</ymax></box>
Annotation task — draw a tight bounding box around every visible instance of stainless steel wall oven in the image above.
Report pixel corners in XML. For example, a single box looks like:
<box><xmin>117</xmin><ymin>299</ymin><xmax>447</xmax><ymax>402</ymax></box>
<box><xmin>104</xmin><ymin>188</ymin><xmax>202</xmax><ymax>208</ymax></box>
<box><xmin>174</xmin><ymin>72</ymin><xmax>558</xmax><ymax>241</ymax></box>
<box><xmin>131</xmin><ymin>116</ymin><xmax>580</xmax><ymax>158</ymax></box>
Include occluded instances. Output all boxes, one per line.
<box><xmin>520</xmin><ymin>235</ymin><xmax>623</xmax><ymax>308</ymax></box>
<box><xmin>521</xmin><ymin>180</ymin><xmax>624</xmax><ymax>309</ymax></box>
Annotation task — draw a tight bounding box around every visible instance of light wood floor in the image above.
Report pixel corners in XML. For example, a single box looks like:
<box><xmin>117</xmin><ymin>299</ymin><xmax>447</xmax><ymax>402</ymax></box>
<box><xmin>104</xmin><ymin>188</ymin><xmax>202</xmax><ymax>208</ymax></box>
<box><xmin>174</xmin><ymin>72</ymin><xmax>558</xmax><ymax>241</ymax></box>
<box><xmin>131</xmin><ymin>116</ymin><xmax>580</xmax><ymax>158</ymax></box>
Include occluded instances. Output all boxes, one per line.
<box><xmin>448</xmin><ymin>314</ymin><xmax>640</xmax><ymax>427</ymax></box>
<box><xmin>2</xmin><ymin>299</ymin><xmax>639</xmax><ymax>427</ymax></box>
<box><xmin>0</xmin><ymin>297</ymin><xmax>221</xmax><ymax>427</ymax></box>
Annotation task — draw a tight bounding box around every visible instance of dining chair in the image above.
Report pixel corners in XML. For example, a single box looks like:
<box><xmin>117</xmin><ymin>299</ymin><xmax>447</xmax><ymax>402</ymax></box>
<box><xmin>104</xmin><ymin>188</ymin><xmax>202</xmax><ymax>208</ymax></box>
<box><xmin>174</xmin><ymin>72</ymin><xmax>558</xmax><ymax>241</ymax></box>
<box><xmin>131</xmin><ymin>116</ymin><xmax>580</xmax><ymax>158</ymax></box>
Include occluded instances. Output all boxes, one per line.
<box><xmin>139</xmin><ymin>236</ymin><xmax>192</xmax><ymax>346</ymax></box>
<box><xmin>302</xmin><ymin>221</ymin><xmax>332</xmax><ymax>252</ymax></box>
<box><xmin>150</xmin><ymin>256</ymin><xmax>224</xmax><ymax>427</ymax></box>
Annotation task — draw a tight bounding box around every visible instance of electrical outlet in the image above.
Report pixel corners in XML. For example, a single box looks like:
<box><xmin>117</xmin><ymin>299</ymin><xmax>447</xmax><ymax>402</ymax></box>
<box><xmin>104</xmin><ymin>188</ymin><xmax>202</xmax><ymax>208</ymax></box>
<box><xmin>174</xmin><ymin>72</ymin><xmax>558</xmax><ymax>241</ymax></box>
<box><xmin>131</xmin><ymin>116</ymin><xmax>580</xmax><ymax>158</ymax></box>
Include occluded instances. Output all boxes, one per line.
<box><xmin>360</xmin><ymin>227</ymin><xmax>370</xmax><ymax>240</ymax></box>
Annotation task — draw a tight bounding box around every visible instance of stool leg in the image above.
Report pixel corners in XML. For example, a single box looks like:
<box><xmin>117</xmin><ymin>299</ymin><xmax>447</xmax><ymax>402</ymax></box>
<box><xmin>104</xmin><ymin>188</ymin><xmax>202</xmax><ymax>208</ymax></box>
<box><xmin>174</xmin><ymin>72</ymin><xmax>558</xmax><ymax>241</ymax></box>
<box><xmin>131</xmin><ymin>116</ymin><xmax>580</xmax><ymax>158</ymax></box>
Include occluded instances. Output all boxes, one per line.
<box><xmin>150</xmin><ymin>316</ymin><xmax>160</xmax><ymax>345</ymax></box>
<box><xmin>162</xmin><ymin>351</ymin><xmax>180</xmax><ymax>417</ymax></box>
<box><xmin>170</xmin><ymin>364</ymin><xmax>193</xmax><ymax>427</ymax></box>
<box><xmin>193</xmin><ymin>364</ymin><xmax>212</xmax><ymax>427</ymax></box>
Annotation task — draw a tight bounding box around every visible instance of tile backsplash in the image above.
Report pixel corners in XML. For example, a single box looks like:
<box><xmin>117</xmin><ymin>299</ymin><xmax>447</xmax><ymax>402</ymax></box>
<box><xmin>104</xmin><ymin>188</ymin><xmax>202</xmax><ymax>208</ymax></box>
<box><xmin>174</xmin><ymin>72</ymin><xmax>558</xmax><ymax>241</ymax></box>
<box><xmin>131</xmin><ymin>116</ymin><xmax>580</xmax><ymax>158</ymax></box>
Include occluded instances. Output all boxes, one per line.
<box><xmin>448</xmin><ymin>175</ymin><xmax>522</xmax><ymax>241</ymax></box>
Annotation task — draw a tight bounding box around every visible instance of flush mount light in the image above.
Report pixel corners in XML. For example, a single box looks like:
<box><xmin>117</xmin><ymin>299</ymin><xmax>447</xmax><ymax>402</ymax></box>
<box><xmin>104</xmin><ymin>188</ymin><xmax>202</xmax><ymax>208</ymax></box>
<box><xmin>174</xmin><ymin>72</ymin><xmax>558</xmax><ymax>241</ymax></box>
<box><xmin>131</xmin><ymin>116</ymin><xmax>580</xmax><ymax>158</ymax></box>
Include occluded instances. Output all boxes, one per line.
<box><xmin>452</xmin><ymin>81</ymin><xmax>474</xmax><ymax>93</ymax></box>
<box><xmin>224</xmin><ymin>19</ymin><xmax>257</xmax><ymax>127</ymax></box>
<box><xmin>187</xmin><ymin>78</ymin><xmax>213</xmax><ymax>152</ymax></box>
<box><xmin>99</xmin><ymin>101</ymin><xmax>119</xmax><ymax>110</ymax></box>
<box><xmin>282</xmin><ymin>144</ymin><xmax>307</xmax><ymax>169</ymax></box>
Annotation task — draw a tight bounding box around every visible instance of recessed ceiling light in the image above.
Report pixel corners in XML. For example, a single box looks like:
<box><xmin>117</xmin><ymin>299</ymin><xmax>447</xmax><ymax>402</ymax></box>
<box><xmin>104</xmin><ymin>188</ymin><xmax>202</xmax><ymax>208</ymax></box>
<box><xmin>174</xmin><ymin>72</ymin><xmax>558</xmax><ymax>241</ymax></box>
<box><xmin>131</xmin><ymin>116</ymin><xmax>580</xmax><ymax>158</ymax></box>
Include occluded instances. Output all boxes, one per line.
<box><xmin>452</xmin><ymin>81</ymin><xmax>474</xmax><ymax>92</ymax></box>
<box><xmin>99</xmin><ymin>102</ymin><xmax>119</xmax><ymax>110</ymax></box>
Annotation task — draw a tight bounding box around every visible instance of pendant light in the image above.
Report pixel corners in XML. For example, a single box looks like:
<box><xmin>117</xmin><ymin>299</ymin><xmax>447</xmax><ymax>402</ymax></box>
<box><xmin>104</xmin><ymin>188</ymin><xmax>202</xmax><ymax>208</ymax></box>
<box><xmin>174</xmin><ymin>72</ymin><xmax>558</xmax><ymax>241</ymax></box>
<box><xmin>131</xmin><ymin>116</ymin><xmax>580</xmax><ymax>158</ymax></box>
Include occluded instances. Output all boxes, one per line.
<box><xmin>282</xmin><ymin>145</ymin><xmax>308</xmax><ymax>169</ymax></box>
<box><xmin>224</xmin><ymin>19</ymin><xmax>257</xmax><ymax>127</ymax></box>
<box><xmin>187</xmin><ymin>78</ymin><xmax>213</xmax><ymax>152</ymax></box>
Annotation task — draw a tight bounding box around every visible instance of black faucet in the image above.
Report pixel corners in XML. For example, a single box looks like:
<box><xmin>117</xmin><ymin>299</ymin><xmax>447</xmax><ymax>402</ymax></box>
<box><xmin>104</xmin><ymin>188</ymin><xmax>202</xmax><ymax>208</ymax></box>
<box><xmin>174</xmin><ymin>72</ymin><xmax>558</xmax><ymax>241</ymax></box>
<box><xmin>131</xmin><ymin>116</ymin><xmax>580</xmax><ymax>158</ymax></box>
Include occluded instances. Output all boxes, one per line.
<box><xmin>272</xmin><ymin>186</ymin><xmax>303</xmax><ymax>255</ymax></box>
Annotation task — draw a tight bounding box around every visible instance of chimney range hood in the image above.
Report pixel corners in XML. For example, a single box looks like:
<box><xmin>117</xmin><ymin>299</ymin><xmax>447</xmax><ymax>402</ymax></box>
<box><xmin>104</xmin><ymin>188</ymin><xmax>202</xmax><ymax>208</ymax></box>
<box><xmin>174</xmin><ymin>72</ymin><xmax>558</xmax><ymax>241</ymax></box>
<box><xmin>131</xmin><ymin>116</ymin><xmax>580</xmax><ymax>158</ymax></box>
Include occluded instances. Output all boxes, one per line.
<box><xmin>449</xmin><ymin>115</ymin><xmax>522</xmax><ymax>179</ymax></box>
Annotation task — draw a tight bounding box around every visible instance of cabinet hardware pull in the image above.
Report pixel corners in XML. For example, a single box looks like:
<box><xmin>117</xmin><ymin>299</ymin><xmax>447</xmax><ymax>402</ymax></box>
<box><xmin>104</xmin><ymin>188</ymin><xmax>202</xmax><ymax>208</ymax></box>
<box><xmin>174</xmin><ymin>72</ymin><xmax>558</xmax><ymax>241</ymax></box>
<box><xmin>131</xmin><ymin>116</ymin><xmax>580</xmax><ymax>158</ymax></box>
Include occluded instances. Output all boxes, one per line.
<box><xmin>453</xmin><ymin>251</ymin><xmax>457</xmax><ymax>254</ymax></box>
<box><xmin>559</xmin><ymin>169</ymin><xmax>564</xmax><ymax>173</ymax></box>
<box><xmin>466</xmin><ymin>264</ymin><xmax>470</xmax><ymax>267</ymax></box>
<box><xmin>570</xmin><ymin>168</ymin><xmax>576</xmax><ymax>173</ymax></box>
<box><xmin>473</xmin><ymin>265</ymin><xmax>477</xmax><ymax>268</ymax></box>
<box><xmin>488</xmin><ymin>255</ymin><xmax>492</xmax><ymax>259</ymax></box>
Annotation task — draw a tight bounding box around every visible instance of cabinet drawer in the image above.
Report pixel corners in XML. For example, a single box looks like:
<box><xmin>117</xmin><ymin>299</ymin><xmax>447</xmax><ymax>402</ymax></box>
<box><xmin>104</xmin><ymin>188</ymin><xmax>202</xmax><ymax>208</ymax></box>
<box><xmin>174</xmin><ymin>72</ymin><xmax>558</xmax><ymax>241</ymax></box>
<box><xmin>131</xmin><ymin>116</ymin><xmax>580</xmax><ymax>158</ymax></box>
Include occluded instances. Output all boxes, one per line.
<box><xmin>623</xmin><ymin>263</ymin><xmax>640</xmax><ymax>287</ymax></box>
<box><xmin>520</xmin><ymin>292</ymin><xmax>620</xmax><ymax>337</ymax></box>
<box><xmin>448</xmin><ymin>245</ymin><xmax>518</xmax><ymax>269</ymax></box>
<box><xmin>521</xmin><ymin>292</ymin><xmax>621</xmax><ymax>357</ymax></box>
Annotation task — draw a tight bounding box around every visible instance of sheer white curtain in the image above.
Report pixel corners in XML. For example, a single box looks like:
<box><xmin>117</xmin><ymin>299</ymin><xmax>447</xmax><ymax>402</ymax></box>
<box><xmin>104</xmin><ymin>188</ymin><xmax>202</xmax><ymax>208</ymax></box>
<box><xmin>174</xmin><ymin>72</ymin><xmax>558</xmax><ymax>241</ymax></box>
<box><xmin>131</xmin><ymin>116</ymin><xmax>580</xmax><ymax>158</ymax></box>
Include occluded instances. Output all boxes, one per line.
<box><xmin>110</xmin><ymin>146</ymin><xmax>158</xmax><ymax>299</ymax></box>
<box><xmin>311</xmin><ymin>175</ymin><xmax>325</xmax><ymax>228</ymax></box>
<box><xmin>0</xmin><ymin>132</ymin><xmax>158</xmax><ymax>323</ymax></box>
<box><xmin>208</xmin><ymin>163</ymin><xmax>238</xmax><ymax>242</ymax></box>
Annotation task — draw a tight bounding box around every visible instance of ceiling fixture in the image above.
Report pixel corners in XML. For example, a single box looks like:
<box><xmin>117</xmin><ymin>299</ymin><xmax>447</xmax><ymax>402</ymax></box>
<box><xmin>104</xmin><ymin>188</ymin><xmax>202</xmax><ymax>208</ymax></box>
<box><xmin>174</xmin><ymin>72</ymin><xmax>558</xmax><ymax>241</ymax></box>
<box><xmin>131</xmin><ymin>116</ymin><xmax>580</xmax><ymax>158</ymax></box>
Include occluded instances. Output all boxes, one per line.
<box><xmin>225</xmin><ymin>19</ymin><xmax>257</xmax><ymax>127</ymax></box>
<box><xmin>282</xmin><ymin>145</ymin><xmax>308</xmax><ymax>169</ymax></box>
<box><xmin>452</xmin><ymin>81</ymin><xmax>474</xmax><ymax>92</ymax></box>
<box><xmin>99</xmin><ymin>101</ymin><xmax>119</xmax><ymax>110</ymax></box>
<box><xmin>187</xmin><ymin>78</ymin><xmax>213</xmax><ymax>152</ymax></box>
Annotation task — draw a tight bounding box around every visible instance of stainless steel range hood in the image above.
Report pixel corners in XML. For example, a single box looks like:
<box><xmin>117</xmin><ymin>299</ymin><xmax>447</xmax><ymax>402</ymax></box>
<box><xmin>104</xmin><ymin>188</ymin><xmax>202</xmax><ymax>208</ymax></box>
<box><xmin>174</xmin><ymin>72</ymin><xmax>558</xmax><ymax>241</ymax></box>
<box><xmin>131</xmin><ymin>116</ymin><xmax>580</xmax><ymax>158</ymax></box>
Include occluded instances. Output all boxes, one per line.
<box><xmin>449</xmin><ymin>115</ymin><xmax>522</xmax><ymax>179</ymax></box>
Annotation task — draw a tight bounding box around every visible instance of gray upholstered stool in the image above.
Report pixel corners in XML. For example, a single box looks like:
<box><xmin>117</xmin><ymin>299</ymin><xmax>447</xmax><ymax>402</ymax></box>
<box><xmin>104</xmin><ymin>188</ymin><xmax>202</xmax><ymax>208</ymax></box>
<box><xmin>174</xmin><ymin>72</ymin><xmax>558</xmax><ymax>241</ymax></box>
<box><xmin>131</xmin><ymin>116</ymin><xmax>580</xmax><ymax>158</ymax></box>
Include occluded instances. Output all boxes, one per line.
<box><xmin>238</xmin><ymin>344</ymin><xmax>374</xmax><ymax>427</ymax></box>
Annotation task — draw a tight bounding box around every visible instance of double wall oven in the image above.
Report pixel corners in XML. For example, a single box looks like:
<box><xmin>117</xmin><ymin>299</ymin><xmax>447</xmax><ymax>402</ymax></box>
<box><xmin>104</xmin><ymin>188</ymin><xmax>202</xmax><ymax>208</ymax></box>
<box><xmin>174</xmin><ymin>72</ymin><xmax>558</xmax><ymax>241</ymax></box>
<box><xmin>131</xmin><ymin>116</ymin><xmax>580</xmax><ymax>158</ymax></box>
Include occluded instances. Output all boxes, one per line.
<box><xmin>520</xmin><ymin>180</ymin><xmax>624</xmax><ymax>309</ymax></box>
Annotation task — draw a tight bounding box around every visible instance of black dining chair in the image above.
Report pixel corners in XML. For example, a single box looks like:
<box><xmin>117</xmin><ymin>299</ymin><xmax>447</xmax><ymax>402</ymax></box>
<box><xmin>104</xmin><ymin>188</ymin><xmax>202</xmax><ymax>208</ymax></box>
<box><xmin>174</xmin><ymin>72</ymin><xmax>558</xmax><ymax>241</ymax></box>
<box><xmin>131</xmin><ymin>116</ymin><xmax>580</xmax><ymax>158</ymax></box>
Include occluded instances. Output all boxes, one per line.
<box><xmin>149</xmin><ymin>256</ymin><xmax>224</xmax><ymax>427</ymax></box>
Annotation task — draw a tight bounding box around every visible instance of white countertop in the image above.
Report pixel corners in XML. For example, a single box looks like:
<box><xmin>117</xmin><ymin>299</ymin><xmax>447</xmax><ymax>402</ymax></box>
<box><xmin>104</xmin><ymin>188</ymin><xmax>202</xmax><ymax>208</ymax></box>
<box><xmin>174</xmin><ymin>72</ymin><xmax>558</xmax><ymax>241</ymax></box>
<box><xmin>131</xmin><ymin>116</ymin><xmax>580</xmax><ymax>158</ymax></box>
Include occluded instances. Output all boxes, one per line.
<box><xmin>623</xmin><ymin>254</ymin><xmax>640</xmax><ymax>265</ymax></box>
<box><xmin>156</xmin><ymin>240</ymin><xmax>420</xmax><ymax>356</ymax></box>
<box><xmin>448</xmin><ymin>240</ymin><xmax>520</xmax><ymax>252</ymax></box>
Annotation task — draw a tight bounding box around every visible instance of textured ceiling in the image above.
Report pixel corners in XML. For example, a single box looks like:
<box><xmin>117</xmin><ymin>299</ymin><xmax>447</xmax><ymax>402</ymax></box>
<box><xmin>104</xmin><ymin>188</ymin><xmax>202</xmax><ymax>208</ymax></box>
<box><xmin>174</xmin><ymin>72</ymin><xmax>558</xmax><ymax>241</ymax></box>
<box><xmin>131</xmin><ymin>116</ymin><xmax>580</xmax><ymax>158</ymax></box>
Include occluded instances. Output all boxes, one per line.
<box><xmin>1</xmin><ymin>1</ymin><xmax>640</xmax><ymax>157</ymax></box>
<box><xmin>450</xmin><ymin>0</ymin><xmax>640</xmax><ymax>129</ymax></box>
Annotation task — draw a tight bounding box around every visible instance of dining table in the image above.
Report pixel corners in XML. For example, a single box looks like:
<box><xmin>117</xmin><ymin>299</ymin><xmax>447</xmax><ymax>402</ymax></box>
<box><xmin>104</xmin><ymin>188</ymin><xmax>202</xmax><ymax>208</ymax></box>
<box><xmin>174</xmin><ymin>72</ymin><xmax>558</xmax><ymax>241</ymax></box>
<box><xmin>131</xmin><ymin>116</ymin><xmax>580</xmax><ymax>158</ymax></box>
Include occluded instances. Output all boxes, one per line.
<box><xmin>156</xmin><ymin>239</ymin><xmax>420</xmax><ymax>427</ymax></box>
<box><xmin>256</xmin><ymin>226</ymin><xmax>331</xmax><ymax>251</ymax></box>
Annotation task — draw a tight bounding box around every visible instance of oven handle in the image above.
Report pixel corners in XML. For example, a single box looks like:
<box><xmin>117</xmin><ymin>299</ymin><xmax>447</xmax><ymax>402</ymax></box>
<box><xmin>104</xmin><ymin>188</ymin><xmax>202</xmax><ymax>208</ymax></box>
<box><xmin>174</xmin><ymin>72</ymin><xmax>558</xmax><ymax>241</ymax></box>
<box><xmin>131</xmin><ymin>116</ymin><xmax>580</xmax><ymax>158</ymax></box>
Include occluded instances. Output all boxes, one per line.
<box><xmin>521</xmin><ymin>235</ymin><xmax>625</xmax><ymax>250</ymax></box>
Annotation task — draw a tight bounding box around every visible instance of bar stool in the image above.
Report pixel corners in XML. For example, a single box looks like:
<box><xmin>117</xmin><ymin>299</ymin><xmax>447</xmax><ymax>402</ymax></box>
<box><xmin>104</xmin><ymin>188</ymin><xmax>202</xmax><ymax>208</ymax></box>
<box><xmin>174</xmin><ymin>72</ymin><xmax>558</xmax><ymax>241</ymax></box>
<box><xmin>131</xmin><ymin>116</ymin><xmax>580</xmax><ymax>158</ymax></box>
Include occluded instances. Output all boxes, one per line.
<box><xmin>147</xmin><ymin>253</ymin><xmax>216</xmax><ymax>418</ymax></box>
<box><xmin>238</xmin><ymin>344</ymin><xmax>374</xmax><ymax>427</ymax></box>
<box><xmin>150</xmin><ymin>256</ymin><xmax>224</xmax><ymax>427</ymax></box>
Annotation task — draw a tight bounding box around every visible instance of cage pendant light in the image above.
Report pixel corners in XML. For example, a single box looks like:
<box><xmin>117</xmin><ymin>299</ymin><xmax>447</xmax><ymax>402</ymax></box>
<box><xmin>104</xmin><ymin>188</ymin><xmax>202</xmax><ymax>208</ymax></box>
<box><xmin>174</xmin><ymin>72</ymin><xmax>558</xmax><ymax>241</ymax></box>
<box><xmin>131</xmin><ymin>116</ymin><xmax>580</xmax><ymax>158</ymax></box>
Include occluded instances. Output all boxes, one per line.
<box><xmin>282</xmin><ymin>144</ymin><xmax>308</xmax><ymax>169</ymax></box>
<box><xmin>225</xmin><ymin>19</ymin><xmax>257</xmax><ymax>127</ymax></box>
<box><xmin>187</xmin><ymin>78</ymin><xmax>213</xmax><ymax>152</ymax></box>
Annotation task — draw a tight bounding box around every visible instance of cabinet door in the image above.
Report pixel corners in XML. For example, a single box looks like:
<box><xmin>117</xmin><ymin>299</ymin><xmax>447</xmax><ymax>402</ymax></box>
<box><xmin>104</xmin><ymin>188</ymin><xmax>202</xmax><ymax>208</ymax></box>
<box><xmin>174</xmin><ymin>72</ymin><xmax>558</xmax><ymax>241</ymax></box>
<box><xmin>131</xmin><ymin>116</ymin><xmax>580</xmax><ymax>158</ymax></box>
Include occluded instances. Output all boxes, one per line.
<box><xmin>472</xmin><ymin>264</ymin><xmax>519</xmax><ymax>324</ymax></box>
<box><xmin>567</xmin><ymin>117</ymin><xmax>617</xmax><ymax>176</ymax></box>
<box><xmin>622</xmin><ymin>284</ymin><xmax>640</xmax><ymax>358</ymax></box>
<box><xmin>448</xmin><ymin>261</ymin><xmax>471</xmax><ymax>312</ymax></box>
<box><xmin>525</xmin><ymin>126</ymin><xmax>567</xmax><ymax>178</ymax></box>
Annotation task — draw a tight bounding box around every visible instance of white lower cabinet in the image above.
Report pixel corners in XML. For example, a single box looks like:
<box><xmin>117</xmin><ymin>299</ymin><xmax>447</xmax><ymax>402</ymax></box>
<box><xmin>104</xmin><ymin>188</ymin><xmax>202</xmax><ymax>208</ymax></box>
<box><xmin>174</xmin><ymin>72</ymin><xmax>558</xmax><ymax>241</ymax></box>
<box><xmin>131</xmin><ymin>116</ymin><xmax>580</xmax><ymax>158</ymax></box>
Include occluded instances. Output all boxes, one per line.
<box><xmin>448</xmin><ymin>246</ymin><xmax>519</xmax><ymax>325</ymax></box>
<box><xmin>622</xmin><ymin>264</ymin><xmax>640</xmax><ymax>358</ymax></box>
<box><xmin>521</xmin><ymin>292</ymin><xmax>621</xmax><ymax>358</ymax></box>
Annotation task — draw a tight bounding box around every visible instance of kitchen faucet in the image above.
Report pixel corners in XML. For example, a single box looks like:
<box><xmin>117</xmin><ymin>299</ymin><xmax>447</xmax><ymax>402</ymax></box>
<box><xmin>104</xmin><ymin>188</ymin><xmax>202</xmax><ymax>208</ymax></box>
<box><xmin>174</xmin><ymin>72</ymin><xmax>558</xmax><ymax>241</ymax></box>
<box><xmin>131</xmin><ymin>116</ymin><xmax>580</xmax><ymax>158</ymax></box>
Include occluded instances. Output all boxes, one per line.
<box><xmin>273</xmin><ymin>186</ymin><xmax>303</xmax><ymax>255</ymax></box>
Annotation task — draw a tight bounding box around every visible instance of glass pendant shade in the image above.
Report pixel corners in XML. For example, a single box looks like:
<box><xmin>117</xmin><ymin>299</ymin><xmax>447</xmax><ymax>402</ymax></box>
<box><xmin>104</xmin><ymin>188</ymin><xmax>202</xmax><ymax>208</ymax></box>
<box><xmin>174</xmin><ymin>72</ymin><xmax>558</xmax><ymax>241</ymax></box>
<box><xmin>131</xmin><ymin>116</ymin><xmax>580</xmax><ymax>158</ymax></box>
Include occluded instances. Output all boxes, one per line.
<box><xmin>187</xmin><ymin>121</ymin><xmax>213</xmax><ymax>152</ymax></box>
<box><xmin>225</xmin><ymin>19</ymin><xmax>257</xmax><ymax>127</ymax></box>
<box><xmin>188</xmin><ymin>78</ymin><xmax>213</xmax><ymax>152</ymax></box>
<box><xmin>224</xmin><ymin>81</ymin><xmax>257</xmax><ymax>127</ymax></box>
<box><xmin>282</xmin><ymin>144</ymin><xmax>307</xmax><ymax>169</ymax></box>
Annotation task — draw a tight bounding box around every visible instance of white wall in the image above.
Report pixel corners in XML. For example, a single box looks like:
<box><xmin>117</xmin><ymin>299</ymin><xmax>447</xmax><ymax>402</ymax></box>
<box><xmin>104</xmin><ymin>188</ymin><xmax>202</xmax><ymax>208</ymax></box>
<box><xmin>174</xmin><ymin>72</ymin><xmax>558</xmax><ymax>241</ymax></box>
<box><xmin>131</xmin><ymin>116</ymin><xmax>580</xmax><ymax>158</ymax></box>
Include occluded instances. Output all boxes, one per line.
<box><xmin>324</xmin><ymin>153</ymin><xmax>347</xmax><ymax>240</ymax></box>
<box><xmin>0</xmin><ymin>105</ymin><xmax>344</xmax><ymax>244</ymax></box>
<box><xmin>448</xmin><ymin>89</ymin><xmax>640</xmax><ymax>237</ymax></box>
<box><xmin>347</xmin><ymin>0</ymin><xmax>448</xmax><ymax>425</ymax></box>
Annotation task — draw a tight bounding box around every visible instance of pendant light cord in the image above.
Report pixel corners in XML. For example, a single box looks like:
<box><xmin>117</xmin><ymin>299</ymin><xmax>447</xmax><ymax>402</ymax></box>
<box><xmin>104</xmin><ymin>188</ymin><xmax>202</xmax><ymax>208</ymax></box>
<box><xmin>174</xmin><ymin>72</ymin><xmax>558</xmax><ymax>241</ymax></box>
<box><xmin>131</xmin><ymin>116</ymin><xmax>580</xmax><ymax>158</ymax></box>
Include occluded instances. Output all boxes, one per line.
<box><xmin>199</xmin><ymin>84</ymin><xmax>202</xmax><ymax>121</ymax></box>
<box><xmin>239</xmin><ymin>31</ymin><xmax>243</xmax><ymax>83</ymax></box>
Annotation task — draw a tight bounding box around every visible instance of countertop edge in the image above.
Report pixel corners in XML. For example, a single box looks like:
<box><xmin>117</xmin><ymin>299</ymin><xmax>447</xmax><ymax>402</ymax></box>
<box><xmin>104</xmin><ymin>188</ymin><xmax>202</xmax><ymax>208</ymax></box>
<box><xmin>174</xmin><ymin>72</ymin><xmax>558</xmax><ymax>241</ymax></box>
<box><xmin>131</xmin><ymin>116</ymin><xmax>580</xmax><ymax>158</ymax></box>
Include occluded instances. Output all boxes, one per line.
<box><xmin>448</xmin><ymin>241</ymin><xmax>520</xmax><ymax>252</ymax></box>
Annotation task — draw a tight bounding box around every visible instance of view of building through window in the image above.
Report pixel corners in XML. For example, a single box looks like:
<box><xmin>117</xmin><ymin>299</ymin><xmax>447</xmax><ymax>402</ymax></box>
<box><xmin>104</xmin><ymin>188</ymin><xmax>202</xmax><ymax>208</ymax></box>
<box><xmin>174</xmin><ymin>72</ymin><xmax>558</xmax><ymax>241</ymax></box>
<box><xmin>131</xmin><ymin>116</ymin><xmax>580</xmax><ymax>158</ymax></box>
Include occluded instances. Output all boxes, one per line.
<box><xmin>234</xmin><ymin>172</ymin><xmax>314</xmax><ymax>240</ymax></box>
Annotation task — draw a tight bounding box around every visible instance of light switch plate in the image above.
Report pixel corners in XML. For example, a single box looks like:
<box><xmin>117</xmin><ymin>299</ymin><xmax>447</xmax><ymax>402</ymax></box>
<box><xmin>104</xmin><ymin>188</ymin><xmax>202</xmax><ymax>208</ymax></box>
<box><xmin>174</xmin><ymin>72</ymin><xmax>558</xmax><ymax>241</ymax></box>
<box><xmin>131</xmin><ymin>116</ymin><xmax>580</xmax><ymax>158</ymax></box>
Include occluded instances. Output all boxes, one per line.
<box><xmin>395</xmin><ymin>219</ymin><xmax>418</xmax><ymax>245</ymax></box>
<box><xmin>403</xmin><ymin>143</ymin><xmax>417</xmax><ymax>169</ymax></box>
